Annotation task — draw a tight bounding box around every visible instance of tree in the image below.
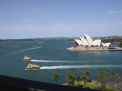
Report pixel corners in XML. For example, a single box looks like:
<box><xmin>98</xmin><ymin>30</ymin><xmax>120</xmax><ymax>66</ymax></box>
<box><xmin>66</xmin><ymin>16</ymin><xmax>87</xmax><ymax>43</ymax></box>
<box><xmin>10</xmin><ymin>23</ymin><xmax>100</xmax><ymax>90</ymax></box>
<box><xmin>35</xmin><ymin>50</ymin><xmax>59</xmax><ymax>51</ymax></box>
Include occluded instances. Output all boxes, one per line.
<box><xmin>97</xmin><ymin>69</ymin><xmax>110</xmax><ymax>90</ymax></box>
<box><xmin>53</xmin><ymin>72</ymin><xmax>60</xmax><ymax>82</ymax></box>
<box><xmin>119</xmin><ymin>42</ymin><xmax>122</xmax><ymax>47</ymax></box>
<box><xmin>67</xmin><ymin>72</ymin><xmax>77</xmax><ymax>86</ymax></box>
<box><xmin>80</xmin><ymin>71</ymin><xmax>91</xmax><ymax>86</ymax></box>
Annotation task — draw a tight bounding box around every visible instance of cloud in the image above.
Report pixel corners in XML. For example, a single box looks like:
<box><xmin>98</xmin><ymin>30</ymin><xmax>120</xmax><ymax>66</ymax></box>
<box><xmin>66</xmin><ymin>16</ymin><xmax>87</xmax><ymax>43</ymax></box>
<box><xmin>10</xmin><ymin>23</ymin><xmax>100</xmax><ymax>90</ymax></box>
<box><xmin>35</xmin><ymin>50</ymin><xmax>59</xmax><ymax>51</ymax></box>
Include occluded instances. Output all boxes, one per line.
<box><xmin>108</xmin><ymin>9</ymin><xmax>122</xmax><ymax>15</ymax></box>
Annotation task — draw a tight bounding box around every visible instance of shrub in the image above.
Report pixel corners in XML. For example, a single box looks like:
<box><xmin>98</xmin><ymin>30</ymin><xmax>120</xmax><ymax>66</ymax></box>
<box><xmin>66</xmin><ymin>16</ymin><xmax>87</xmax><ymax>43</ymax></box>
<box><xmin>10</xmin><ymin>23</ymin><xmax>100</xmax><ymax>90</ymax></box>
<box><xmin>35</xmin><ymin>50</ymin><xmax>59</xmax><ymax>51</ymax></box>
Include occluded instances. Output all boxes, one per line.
<box><xmin>53</xmin><ymin>72</ymin><xmax>60</xmax><ymax>82</ymax></box>
<box><xmin>67</xmin><ymin>72</ymin><xmax>77</xmax><ymax>86</ymax></box>
<box><xmin>119</xmin><ymin>42</ymin><xmax>122</xmax><ymax>47</ymax></box>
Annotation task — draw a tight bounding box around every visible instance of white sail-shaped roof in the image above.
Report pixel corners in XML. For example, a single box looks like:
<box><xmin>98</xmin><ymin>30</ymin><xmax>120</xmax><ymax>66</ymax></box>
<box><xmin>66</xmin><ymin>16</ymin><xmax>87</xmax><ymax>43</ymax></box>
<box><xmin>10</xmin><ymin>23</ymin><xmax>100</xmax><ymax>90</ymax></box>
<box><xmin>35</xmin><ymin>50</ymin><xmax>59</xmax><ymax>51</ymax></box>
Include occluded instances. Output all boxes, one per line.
<box><xmin>74</xmin><ymin>34</ymin><xmax>111</xmax><ymax>48</ymax></box>
<box><xmin>75</xmin><ymin>35</ymin><xmax>92</xmax><ymax>46</ymax></box>
<box><xmin>74</xmin><ymin>38</ymin><xmax>89</xmax><ymax>46</ymax></box>
<box><xmin>92</xmin><ymin>39</ymin><xmax>101</xmax><ymax>46</ymax></box>
<box><xmin>102</xmin><ymin>43</ymin><xmax>111</xmax><ymax>47</ymax></box>
<box><xmin>80</xmin><ymin>36</ymin><xmax>89</xmax><ymax>46</ymax></box>
<box><xmin>74</xmin><ymin>39</ymin><xmax>82</xmax><ymax>45</ymax></box>
<box><xmin>84</xmin><ymin>34</ymin><xmax>93</xmax><ymax>44</ymax></box>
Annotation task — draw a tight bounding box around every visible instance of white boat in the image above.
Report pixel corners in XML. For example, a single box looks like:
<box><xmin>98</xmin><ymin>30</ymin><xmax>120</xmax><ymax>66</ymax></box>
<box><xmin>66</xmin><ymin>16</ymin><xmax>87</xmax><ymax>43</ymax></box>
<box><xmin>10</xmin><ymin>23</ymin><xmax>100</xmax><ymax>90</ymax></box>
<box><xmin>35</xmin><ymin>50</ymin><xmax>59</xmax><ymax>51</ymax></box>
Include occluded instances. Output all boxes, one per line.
<box><xmin>24</xmin><ymin>56</ymin><xmax>40</xmax><ymax>70</ymax></box>
<box><xmin>24</xmin><ymin>56</ymin><xmax>32</xmax><ymax>62</ymax></box>
<box><xmin>25</xmin><ymin>63</ymin><xmax>40</xmax><ymax>70</ymax></box>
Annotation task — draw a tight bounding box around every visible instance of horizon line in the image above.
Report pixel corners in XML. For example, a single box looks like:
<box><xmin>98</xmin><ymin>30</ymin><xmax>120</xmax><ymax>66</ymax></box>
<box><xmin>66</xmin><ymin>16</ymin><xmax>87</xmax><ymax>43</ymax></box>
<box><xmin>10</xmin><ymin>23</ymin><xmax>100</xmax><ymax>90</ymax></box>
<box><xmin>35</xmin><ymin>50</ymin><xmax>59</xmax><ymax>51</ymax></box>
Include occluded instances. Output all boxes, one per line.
<box><xmin>0</xmin><ymin>35</ymin><xmax>122</xmax><ymax>40</ymax></box>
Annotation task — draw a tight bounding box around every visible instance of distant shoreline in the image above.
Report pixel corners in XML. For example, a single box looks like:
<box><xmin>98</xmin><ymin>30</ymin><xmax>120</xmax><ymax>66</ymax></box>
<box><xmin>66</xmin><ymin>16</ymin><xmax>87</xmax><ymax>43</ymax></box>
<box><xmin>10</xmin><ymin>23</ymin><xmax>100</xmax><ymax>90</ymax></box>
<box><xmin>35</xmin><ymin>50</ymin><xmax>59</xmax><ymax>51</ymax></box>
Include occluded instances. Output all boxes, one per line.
<box><xmin>0</xmin><ymin>36</ymin><xmax>122</xmax><ymax>40</ymax></box>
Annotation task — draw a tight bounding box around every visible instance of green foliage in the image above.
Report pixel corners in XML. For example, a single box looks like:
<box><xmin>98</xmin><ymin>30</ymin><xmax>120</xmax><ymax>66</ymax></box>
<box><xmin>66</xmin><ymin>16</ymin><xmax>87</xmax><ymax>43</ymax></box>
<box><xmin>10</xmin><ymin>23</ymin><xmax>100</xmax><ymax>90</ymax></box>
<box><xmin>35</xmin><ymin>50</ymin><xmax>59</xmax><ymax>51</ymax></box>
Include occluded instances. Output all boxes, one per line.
<box><xmin>67</xmin><ymin>69</ymin><xmax>116</xmax><ymax>91</ymax></box>
<box><xmin>67</xmin><ymin>72</ymin><xmax>77</xmax><ymax>86</ymax></box>
<box><xmin>53</xmin><ymin>72</ymin><xmax>60</xmax><ymax>82</ymax></box>
<box><xmin>82</xmin><ymin>82</ymin><xmax>98</xmax><ymax>89</ymax></box>
<box><xmin>74</xmin><ymin>80</ymin><xmax>116</xmax><ymax>91</ymax></box>
<box><xmin>97</xmin><ymin>70</ymin><xmax>110</xmax><ymax>90</ymax></box>
<box><xmin>119</xmin><ymin>42</ymin><xmax>122</xmax><ymax>47</ymax></box>
<box><xmin>97</xmin><ymin>70</ymin><xmax>110</xmax><ymax>84</ymax></box>
<box><xmin>74</xmin><ymin>80</ymin><xmax>99</xmax><ymax>89</ymax></box>
<box><xmin>103</xmin><ymin>86</ymin><xmax>116</xmax><ymax>91</ymax></box>
<box><xmin>80</xmin><ymin>71</ymin><xmax>91</xmax><ymax>83</ymax></box>
<box><xmin>74</xmin><ymin>80</ymin><xmax>84</xmax><ymax>87</ymax></box>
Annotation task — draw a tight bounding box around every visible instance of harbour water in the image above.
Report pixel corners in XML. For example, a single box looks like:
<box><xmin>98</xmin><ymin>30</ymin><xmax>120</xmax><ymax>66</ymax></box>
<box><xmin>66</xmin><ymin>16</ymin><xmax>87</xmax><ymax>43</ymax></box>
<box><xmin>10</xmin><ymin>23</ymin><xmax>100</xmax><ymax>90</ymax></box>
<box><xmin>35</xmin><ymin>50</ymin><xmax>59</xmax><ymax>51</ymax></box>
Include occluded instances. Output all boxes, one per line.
<box><xmin>0</xmin><ymin>38</ymin><xmax>122</xmax><ymax>84</ymax></box>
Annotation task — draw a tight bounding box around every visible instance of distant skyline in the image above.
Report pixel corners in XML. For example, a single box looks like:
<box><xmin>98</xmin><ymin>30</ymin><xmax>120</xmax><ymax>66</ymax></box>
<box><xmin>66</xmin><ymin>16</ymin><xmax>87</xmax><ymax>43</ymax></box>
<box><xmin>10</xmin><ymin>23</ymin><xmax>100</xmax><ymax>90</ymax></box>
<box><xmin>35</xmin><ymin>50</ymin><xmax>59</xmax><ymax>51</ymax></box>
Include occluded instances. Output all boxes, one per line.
<box><xmin>0</xmin><ymin>0</ymin><xmax>122</xmax><ymax>39</ymax></box>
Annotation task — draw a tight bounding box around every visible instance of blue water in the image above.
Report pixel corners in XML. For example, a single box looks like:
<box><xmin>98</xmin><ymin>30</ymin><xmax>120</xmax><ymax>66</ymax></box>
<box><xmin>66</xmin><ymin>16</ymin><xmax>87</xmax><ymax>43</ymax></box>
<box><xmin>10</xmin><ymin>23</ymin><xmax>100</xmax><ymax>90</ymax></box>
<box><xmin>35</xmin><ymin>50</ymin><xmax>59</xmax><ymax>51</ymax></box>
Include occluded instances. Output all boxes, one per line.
<box><xmin>0</xmin><ymin>38</ymin><xmax>122</xmax><ymax>84</ymax></box>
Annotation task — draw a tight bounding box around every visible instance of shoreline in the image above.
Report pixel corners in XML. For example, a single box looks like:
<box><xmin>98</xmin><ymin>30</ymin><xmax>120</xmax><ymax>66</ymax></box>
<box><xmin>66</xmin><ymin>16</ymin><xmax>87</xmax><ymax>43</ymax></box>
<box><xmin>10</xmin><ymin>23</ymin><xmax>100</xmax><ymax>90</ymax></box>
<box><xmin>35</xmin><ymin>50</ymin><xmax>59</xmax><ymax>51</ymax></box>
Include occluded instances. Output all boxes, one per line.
<box><xmin>67</xmin><ymin>46</ymin><xmax>122</xmax><ymax>52</ymax></box>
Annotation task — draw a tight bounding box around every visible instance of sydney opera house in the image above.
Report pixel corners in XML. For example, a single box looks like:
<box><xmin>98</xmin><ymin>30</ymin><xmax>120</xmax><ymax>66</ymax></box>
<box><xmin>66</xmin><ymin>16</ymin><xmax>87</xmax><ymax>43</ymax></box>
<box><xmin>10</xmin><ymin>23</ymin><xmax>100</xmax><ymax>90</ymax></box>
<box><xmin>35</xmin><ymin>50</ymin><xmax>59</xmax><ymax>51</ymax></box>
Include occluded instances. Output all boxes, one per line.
<box><xmin>74</xmin><ymin>34</ymin><xmax>111</xmax><ymax>47</ymax></box>
<box><xmin>67</xmin><ymin>34</ymin><xmax>113</xmax><ymax>51</ymax></box>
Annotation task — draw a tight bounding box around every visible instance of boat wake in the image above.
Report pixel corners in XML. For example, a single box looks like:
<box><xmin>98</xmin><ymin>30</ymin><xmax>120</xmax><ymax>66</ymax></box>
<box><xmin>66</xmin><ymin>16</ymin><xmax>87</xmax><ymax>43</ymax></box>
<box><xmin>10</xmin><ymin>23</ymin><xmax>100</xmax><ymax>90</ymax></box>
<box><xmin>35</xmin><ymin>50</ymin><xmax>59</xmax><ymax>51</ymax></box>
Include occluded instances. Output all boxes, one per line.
<box><xmin>5</xmin><ymin>46</ymin><xmax>42</xmax><ymax>56</ymax></box>
<box><xmin>31</xmin><ymin>59</ymin><xmax>81</xmax><ymax>63</ymax></box>
<box><xmin>15</xmin><ymin>46</ymin><xmax>42</xmax><ymax>54</ymax></box>
<box><xmin>20</xmin><ymin>46</ymin><xmax>42</xmax><ymax>52</ymax></box>
<box><xmin>39</xmin><ymin>64</ymin><xmax>122</xmax><ymax>70</ymax></box>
